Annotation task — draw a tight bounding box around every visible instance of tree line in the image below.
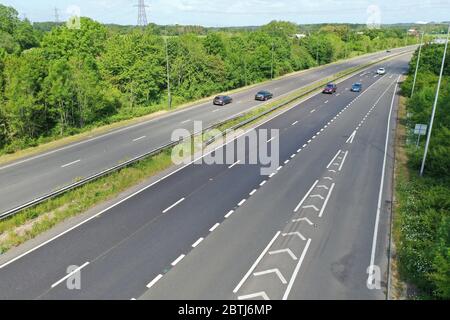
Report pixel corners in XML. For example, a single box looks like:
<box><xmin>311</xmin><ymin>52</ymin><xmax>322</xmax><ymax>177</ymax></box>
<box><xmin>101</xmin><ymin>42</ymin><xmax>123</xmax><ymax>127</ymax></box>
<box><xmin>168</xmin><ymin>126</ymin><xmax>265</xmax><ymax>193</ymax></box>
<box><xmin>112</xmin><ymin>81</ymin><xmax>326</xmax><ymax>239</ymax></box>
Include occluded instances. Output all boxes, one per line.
<box><xmin>0</xmin><ymin>4</ymin><xmax>415</xmax><ymax>153</ymax></box>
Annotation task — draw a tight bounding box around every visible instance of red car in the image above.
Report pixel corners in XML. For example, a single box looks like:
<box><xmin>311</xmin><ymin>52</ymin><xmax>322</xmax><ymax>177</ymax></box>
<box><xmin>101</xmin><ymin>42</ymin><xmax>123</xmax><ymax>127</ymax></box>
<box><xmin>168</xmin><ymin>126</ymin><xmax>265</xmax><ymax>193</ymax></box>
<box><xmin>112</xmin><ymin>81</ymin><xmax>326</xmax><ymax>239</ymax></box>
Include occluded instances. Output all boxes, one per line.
<box><xmin>322</xmin><ymin>83</ymin><xmax>337</xmax><ymax>94</ymax></box>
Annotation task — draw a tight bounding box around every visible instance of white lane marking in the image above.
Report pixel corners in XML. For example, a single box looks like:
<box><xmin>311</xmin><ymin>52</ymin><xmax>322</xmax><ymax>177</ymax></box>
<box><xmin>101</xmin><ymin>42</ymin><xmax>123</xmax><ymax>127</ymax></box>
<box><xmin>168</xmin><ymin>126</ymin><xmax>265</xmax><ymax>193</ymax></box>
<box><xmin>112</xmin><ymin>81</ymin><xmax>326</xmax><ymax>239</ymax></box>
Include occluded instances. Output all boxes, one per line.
<box><xmin>249</xmin><ymin>189</ymin><xmax>257</xmax><ymax>196</ymax></box>
<box><xmin>132</xmin><ymin>136</ymin><xmax>146</xmax><ymax>142</ymax></box>
<box><xmin>336</xmin><ymin>93</ymin><xmax>341</xmax><ymax>96</ymax></box>
<box><xmin>171</xmin><ymin>254</ymin><xmax>185</xmax><ymax>266</ymax></box>
<box><xmin>317</xmin><ymin>185</ymin><xmax>329</xmax><ymax>190</ymax></box>
<box><xmin>238</xmin><ymin>292</ymin><xmax>270</xmax><ymax>300</ymax></box>
<box><xmin>259</xmin><ymin>180</ymin><xmax>267</xmax><ymax>187</ymax></box>
<box><xmin>238</xmin><ymin>199</ymin><xmax>246</xmax><ymax>206</ymax></box>
<box><xmin>267</xmin><ymin>137</ymin><xmax>275</xmax><ymax>143</ymax></box>
<box><xmin>302</xmin><ymin>144</ymin><xmax>307</xmax><ymax>148</ymax></box>
<box><xmin>212</xmin><ymin>109</ymin><xmax>223</xmax><ymax>113</ymax></box>
<box><xmin>310</xmin><ymin>194</ymin><xmax>324</xmax><ymax>200</ymax></box>
<box><xmin>181</xmin><ymin>119</ymin><xmax>191</xmax><ymax>124</ymax></box>
<box><xmin>228</xmin><ymin>160</ymin><xmax>240</xmax><ymax>169</ymax></box>
<box><xmin>51</xmin><ymin>262</ymin><xmax>89</xmax><ymax>288</ymax></box>
<box><xmin>307</xmin><ymin>139</ymin><xmax>312</xmax><ymax>143</ymax></box>
<box><xmin>277</xmin><ymin>166</ymin><xmax>282</xmax><ymax>171</ymax></box>
<box><xmin>292</xmin><ymin>217</ymin><xmax>313</xmax><ymax>225</ymax></box>
<box><xmin>327</xmin><ymin>150</ymin><xmax>342</xmax><ymax>168</ymax></box>
<box><xmin>346</xmin><ymin>130</ymin><xmax>357</xmax><ymax>144</ymax></box>
<box><xmin>253</xmin><ymin>269</ymin><xmax>287</xmax><ymax>284</ymax></box>
<box><xmin>146</xmin><ymin>274</ymin><xmax>163</xmax><ymax>288</ymax></box>
<box><xmin>162</xmin><ymin>197</ymin><xmax>185</xmax><ymax>213</ymax></box>
<box><xmin>225</xmin><ymin>210</ymin><xmax>234</xmax><ymax>218</ymax></box>
<box><xmin>192</xmin><ymin>237</ymin><xmax>204</xmax><ymax>248</ymax></box>
<box><xmin>294</xmin><ymin>180</ymin><xmax>319</xmax><ymax>212</ymax></box>
<box><xmin>269</xmin><ymin>248</ymin><xmax>297</xmax><ymax>260</ymax></box>
<box><xmin>328</xmin><ymin>169</ymin><xmax>336</xmax><ymax>173</ymax></box>
<box><xmin>209</xmin><ymin>223</ymin><xmax>220</xmax><ymax>232</ymax></box>
<box><xmin>290</xmin><ymin>154</ymin><xmax>295</xmax><ymax>159</ymax></box>
<box><xmin>284</xmin><ymin>160</ymin><xmax>289</xmax><ymax>164</ymax></box>
<box><xmin>368</xmin><ymin>75</ymin><xmax>400</xmax><ymax>285</ymax></box>
<box><xmin>302</xmin><ymin>205</ymin><xmax>319</xmax><ymax>212</ymax></box>
<box><xmin>269</xmin><ymin>172</ymin><xmax>276</xmax><ymax>178</ymax></box>
<box><xmin>310</xmin><ymin>109</ymin><xmax>316</xmax><ymax>113</ymax></box>
<box><xmin>338</xmin><ymin>151</ymin><xmax>348</xmax><ymax>171</ymax></box>
<box><xmin>297</xmin><ymin>148</ymin><xmax>302</xmax><ymax>153</ymax></box>
<box><xmin>324</xmin><ymin>100</ymin><xmax>329</xmax><ymax>104</ymax></box>
<box><xmin>61</xmin><ymin>159</ymin><xmax>81</xmax><ymax>168</ymax></box>
<box><xmin>282</xmin><ymin>238</ymin><xmax>312</xmax><ymax>300</ymax></box>
<box><xmin>318</xmin><ymin>183</ymin><xmax>335</xmax><ymax>218</ymax></box>
<box><xmin>324</xmin><ymin>177</ymin><xmax>333</xmax><ymax>180</ymax></box>
<box><xmin>292</xmin><ymin>121</ymin><xmax>298</xmax><ymax>126</ymax></box>
<box><xmin>282</xmin><ymin>232</ymin><xmax>306</xmax><ymax>241</ymax></box>
<box><xmin>233</xmin><ymin>231</ymin><xmax>281</xmax><ymax>293</ymax></box>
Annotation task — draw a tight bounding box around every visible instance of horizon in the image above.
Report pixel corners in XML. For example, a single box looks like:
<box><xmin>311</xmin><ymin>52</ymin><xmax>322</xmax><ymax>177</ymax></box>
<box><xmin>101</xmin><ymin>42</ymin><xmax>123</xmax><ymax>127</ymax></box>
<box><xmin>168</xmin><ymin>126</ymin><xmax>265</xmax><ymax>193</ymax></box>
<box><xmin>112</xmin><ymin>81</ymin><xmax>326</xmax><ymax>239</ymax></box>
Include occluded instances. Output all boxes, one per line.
<box><xmin>1</xmin><ymin>0</ymin><xmax>449</xmax><ymax>28</ymax></box>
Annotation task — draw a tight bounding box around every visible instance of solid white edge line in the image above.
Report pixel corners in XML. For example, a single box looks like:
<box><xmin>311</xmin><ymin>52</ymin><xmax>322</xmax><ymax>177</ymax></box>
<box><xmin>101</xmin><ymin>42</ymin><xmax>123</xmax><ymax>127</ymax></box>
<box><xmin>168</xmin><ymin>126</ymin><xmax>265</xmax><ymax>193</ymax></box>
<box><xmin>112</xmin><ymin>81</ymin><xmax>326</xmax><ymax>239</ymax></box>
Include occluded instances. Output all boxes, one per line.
<box><xmin>162</xmin><ymin>197</ymin><xmax>185</xmax><ymax>214</ymax></box>
<box><xmin>282</xmin><ymin>238</ymin><xmax>311</xmax><ymax>300</ymax></box>
<box><xmin>368</xmin><ymin>75</ymin><xmax>400</xmax><ymax>285</ymax></box>
<box><xmin>294</xmin><ymin>180</ymin><xmax>319</xmax><ymax>212</ymax></box>
<box><xmin>233</xmin><ymin>231</ymin><xmax>281</xmax><ymax>293</ymax></box>
<box><xmin>318</xmin><ymin>183</ymin><xmax>336</xmax><ymax>218</ymax></box>
<box><xmin>51</xmin><ymin>262</ymin><xmax>89</xmax><ymax>288</ymax></box>
<box><xmin>146</xmin><ymin>274</ymin><xmax>163</xmax><ymax>288</ymax></box>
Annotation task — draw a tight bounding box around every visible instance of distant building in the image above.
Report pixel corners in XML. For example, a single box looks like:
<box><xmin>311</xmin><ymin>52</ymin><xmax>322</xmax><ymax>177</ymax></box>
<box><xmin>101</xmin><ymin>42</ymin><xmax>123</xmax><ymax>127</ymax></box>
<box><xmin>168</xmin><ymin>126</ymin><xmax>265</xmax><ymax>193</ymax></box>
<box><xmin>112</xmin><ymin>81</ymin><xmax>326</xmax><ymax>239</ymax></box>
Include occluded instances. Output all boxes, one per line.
<box><xmin>408</xmin><ymin>29</ymin><xmax>419</xmax><ymax>36</ymax></box>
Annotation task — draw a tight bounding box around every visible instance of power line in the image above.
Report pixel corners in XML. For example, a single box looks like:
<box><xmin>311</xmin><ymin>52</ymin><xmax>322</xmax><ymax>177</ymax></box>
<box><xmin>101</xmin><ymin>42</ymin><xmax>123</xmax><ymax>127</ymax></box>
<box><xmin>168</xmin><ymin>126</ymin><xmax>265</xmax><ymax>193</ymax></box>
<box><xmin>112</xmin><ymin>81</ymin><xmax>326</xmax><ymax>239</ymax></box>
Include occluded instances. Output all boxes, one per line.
<box><xmin>135</xmin><ymin>0</ymin><xmax>149</xmax><ymax>27</ymax></box>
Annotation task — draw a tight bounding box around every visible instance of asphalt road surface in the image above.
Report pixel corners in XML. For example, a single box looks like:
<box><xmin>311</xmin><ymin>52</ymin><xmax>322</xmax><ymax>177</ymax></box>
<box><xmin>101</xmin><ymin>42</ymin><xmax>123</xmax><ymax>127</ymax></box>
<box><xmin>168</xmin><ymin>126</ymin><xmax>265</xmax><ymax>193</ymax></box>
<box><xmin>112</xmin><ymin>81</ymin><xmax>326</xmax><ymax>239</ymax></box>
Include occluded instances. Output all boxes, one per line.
<box><xmin>0</xmin><ymin>46</ymin><xmax>415</xmax><ymax>215</ymax></box>
<box><xmin>0</xmin><ymin>51</ymin><xmax>411</xmax><ymax>299</ymax></box>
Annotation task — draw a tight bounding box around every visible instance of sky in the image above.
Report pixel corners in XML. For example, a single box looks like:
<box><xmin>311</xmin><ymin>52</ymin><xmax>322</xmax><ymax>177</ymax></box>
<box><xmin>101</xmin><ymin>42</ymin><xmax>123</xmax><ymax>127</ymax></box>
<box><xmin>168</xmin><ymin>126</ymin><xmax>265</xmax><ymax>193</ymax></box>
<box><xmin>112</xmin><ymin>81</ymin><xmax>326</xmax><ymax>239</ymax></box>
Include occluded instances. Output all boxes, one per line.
<box><xmin>1</xmin><ymin>0</ymin><xmax>449</xmax><ymax>27</ymax></box>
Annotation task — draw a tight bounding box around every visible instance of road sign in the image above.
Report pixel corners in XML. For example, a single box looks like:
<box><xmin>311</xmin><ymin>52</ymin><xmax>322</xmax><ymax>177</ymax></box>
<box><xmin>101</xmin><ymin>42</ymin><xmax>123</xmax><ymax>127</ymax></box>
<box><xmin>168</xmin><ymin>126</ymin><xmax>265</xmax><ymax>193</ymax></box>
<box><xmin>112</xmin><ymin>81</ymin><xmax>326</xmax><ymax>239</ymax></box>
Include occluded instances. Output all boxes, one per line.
<box><xmin>414</xmin><ymin>124</ymin><xmax>427</xmax><ymax>135</ymax></box>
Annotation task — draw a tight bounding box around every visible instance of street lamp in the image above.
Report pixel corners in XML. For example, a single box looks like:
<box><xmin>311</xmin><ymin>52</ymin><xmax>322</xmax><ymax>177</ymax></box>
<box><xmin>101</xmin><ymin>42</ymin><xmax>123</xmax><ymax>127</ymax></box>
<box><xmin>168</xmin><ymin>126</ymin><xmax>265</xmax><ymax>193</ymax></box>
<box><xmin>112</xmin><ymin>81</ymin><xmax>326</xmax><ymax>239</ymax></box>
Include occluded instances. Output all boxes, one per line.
<box><xmin>419</xmin><ymin>23</ymin><xmax>450</xmax><ymax>176</ymax></box>
<box><xmin>411</xmin><ymin>32</ymin><xmax>424</xmax><ymax>97</ymax></box>
<box><xmin>164</xmin><ymin>37</ymin><xmax>172</xmax><ymax>109</ymax></box>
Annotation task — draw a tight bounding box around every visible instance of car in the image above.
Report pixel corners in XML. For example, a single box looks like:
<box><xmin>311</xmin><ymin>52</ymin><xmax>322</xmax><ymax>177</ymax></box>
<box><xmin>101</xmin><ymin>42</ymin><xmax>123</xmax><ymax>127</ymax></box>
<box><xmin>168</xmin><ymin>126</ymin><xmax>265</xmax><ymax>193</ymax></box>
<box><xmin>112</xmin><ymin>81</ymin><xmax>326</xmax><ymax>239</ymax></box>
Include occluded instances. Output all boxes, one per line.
<box><xmin>351</xmin><ymin>83</ymin><xmax>362</xmax><ymax>92</ymax></box>
<box><xmin>213</xmin><ymin>95</ymin><xmax>233</xmax><ymax>106</ymax></box>
<box><xmin>377</xmin><ymin>67</ymin><xmax>386</xmax><ymax>75</ymax></box>
<box><xmin>322</xmin><ymin>83</ymin><xmax>337</xmax><ymax>94</ymax></box>
<box><xmin>255</xmin><ymin>90</ymin><xmax>273</xmax><ymax>101</ymax></box>
<box><xmin>386</xmin><ymin>49</ymin><xmax>391</xmax><ymax>53</ymax></box>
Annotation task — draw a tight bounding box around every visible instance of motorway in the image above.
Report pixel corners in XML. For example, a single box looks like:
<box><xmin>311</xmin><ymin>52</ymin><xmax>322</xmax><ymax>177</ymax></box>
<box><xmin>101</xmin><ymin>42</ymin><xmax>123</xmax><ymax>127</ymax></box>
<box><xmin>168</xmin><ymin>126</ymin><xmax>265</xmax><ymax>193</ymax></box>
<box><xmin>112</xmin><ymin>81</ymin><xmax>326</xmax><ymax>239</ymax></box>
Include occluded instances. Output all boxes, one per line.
<box><xmin>0</xmin><ymin>51</ymin><xmax>411</xmax><ymax>299</ymax></box>
<box><xmin>0</xmin><ymin>46</ymin><xmax>415</xmax><ymax>215</ymax></box>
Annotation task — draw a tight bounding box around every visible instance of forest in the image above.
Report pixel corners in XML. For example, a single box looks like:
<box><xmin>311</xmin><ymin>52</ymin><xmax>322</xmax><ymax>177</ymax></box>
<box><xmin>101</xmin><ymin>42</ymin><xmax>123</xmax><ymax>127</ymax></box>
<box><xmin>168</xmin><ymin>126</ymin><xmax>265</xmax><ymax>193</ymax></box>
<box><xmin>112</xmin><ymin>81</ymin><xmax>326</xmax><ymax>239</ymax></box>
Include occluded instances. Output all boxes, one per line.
<box><xmin>399</xmin><ymin>43</ymin><xmax>449</xmax><ymax>299</ymax></box>
<box><xmin>0</xmin><ymin>4</ymin><xmax>416</xmax><ymax>153</ymax></box>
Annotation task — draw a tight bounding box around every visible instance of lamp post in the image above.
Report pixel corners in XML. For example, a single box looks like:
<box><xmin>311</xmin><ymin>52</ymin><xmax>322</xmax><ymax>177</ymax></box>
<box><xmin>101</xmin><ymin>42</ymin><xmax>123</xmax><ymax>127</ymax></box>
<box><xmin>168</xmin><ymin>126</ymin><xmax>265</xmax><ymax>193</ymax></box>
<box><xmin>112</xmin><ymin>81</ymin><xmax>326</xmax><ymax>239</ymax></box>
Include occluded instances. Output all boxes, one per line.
<box><xmin>419</xmin><ymin>23</ymin><xmax>449</xmax><ymax>176</ymax></box>
<box><xmin>164</xmin><ymin>37</ymin><xmax>172</xmax><ymax>109</ymax></box>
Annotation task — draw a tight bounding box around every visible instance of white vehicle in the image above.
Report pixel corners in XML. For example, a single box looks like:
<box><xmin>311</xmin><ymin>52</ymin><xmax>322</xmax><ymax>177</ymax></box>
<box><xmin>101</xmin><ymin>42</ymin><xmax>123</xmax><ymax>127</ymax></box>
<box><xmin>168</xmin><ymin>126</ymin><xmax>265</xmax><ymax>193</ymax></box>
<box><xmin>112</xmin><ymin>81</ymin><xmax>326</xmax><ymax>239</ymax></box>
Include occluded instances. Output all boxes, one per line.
<box><xmin>377</xmin><ymin>67</ymin><xmax>386</xmax><ymax>75</ymax></box>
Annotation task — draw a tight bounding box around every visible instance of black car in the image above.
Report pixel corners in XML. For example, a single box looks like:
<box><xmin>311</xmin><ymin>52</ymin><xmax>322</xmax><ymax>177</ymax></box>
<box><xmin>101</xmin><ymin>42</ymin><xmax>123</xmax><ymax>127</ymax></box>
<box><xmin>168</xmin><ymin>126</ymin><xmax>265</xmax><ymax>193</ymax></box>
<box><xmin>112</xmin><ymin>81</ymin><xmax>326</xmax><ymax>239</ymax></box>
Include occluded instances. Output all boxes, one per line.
<box><xmin>213</xmin><ymin>95</ymin><xmax>233</xmax><ymax>106</ymax></box>
<box><xmin>255</xmin><ymin>90</ymin><xmax>273</xmax><ymax>101</ymax></box>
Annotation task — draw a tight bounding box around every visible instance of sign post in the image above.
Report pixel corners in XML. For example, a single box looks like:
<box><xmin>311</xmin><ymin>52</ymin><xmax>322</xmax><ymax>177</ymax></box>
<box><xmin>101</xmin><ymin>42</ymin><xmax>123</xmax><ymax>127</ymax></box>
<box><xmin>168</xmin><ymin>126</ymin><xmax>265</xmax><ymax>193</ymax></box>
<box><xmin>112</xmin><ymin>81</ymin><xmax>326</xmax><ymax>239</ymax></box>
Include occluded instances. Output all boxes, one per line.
<box><xmin>414</xmin><ymin>124</ymin><xmax>427</xmax><ymax>149</ymax></box>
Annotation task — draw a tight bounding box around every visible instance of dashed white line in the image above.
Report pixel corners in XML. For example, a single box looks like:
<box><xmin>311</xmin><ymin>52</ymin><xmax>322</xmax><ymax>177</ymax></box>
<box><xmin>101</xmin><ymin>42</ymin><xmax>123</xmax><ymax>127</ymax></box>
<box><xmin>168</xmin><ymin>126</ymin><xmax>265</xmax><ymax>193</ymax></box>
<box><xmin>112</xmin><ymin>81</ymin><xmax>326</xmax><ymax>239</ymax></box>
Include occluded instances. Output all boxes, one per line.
<box><xmin>209</xmin><ymin>223</ymin><xmax>220</xmax><ymax>232</ymax></box>
<box><xmin>249</xmin><ymin>189</ymin><xmax>257</xmax><ymax>196</ymax></box>
<box><xmin>310</xmin><ymin>109</ymin><xmax>316</xmax><ymax>113</ymax></box>
<box><xmin>51</xmin><ymin>262</ymin><xmax>89</xmax><ymax>288</ymax></box>
<box><xmin>259</xmin><ymin>180</ymin><xmax>267</xmax><ymax>187</ymax></box>
<box><xmin>192</xmin><ymin>237</ymin><xmax>204</xmax><ymax>248</ymax></box>
<box><xmin>162</xmin><ymin>197</ymin><xmax>185</xmax><ymax>213</ymax></box>
<box><xmin>294</xmin><ymin>180</ymin><xmax>319</xmax><ymax>212</ymax></box>
<box><xmin>292</xmin><ymin>121</ymin><xmax>299</xmax><ymax>126</ymax></box>
<box><xmin>61</xmin><ymin>159</ymin><xmax>81</xmax><ymax>168</ymax></box>
<box><xmin>181</xmin><ymin>119</ymin><xmax>191</xmax><ymax>124</ymax></box>
<box><xmin>277</xmin><ymin>166</ymin><xmax>282</xmax><ymax>171</ymax></box>
<box><xmin>225</xmin><ymin>210</ymin><xmax>234</xmax><ymax>218</ymax></box>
